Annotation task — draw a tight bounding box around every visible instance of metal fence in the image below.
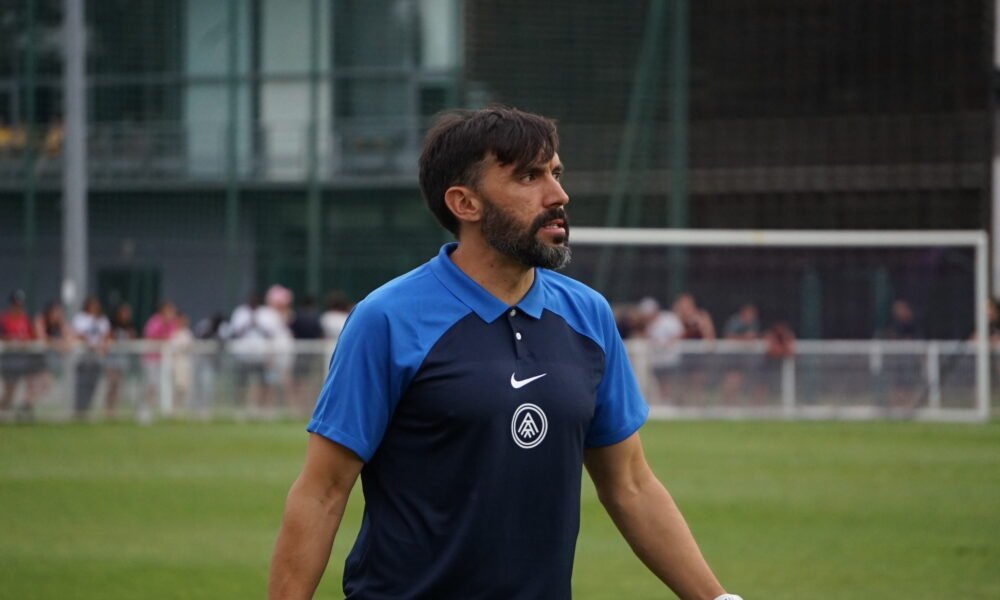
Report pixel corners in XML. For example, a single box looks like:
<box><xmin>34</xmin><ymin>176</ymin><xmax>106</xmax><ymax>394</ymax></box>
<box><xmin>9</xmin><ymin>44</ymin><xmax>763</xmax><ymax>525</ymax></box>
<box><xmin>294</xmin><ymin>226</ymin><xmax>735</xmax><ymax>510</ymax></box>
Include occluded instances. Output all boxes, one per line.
<box><xmin>0</xmin><ymin>339</ymin><xmax>334</xmax><ymax>422</ymax></box>
<box><xmin>628</xmin><ymin>339</ymin><xmax>991</xmax><ymax>421</ymax></box>
<box><xmin>0</xmin><ymin>338</ymin><xmax>991</xmax><ymax>423</ymax></box>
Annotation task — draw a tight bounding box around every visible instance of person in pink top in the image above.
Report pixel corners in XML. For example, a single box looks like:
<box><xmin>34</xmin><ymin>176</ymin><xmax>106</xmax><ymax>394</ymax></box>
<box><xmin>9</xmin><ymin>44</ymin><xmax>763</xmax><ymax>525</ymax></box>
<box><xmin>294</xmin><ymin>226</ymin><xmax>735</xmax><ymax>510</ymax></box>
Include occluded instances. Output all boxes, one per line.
<box><xmin>141</xmin><ymin>301</ymin><xmax>178</xmax><ymax>420</ymax></box>
<box><xmin>144</xmin><ymin>301</ymin><xmax>178</xmax><ymax>341</ymax></box>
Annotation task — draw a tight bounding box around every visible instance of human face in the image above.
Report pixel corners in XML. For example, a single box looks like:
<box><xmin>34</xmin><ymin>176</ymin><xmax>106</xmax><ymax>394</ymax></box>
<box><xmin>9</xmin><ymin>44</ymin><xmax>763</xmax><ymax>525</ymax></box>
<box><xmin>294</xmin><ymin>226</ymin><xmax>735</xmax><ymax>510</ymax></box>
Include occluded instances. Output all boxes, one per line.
<box><xmin>162</xmin><ymin>303</ymin><xmax>177</xmax><ymax>320</ymax></box>
<box><xmin>476</xmin><ymin>153</ymin><xmax>571</xmax><ymax>270</ymax></box>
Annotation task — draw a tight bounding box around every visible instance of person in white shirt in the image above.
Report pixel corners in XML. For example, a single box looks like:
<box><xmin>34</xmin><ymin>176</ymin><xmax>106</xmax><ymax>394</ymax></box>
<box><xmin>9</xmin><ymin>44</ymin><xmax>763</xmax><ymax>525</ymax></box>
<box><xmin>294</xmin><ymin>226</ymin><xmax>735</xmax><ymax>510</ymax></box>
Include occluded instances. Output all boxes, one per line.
<box><xmin>229</xmin><ymin>287</ymin><xmax>294</xmax><ymax>411</ymax></box>
<box><xmin>319</xmin><ymin>291</ymin><xmax>352</xmax><ymax>342</ymax></box>
<box><xmin>71</xmin><ymin>296</ymin><xmax>110</xmax><ymax>417</ymax></box>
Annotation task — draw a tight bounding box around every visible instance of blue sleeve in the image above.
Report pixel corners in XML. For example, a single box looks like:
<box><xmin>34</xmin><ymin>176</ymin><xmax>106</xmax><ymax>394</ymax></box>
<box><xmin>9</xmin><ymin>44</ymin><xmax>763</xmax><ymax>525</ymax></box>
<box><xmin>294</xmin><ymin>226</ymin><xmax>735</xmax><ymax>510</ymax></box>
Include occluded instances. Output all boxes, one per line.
<box><xmin>585</xmin><ymin>301</ymin><xmax>649</xmax><ymax>448</ymax></box>
<box><xmin>307</xmin><ymin>301</ymin><xmax>398</xmax><ymax>462</ymax></box>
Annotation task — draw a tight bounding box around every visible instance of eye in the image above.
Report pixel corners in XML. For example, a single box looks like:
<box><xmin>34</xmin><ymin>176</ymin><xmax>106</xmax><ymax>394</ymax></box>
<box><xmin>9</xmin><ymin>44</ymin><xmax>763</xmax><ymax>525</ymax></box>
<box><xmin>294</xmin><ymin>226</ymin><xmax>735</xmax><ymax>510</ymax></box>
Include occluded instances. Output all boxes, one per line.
<box><xmin>553</xmin><ymin>170</ymin><xmax>563</xmax><ymax>181</ymax></box>
<box><xmin>520</xmin><ymin>172</ymin><xmax>536</xmax><ymax>182</ymax></box>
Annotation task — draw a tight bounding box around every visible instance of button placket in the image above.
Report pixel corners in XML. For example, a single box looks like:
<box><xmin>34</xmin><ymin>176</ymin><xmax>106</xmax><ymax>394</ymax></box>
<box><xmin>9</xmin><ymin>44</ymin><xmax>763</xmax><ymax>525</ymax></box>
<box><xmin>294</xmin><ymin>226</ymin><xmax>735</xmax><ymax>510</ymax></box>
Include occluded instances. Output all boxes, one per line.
<box><xmin>507</xmin><ymin>307</ymin><xmax>527</xmax><ymax>358</ymax></box>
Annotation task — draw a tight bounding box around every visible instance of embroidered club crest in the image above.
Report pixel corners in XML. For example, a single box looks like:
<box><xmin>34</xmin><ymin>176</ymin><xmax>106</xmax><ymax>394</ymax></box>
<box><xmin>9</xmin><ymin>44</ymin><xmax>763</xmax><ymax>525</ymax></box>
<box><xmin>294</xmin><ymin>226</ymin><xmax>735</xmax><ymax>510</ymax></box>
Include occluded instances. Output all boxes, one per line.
<box><xmin>511</xmin><ymin>403</ymin><xmax>548</xmax><ymax>449</ymax></box>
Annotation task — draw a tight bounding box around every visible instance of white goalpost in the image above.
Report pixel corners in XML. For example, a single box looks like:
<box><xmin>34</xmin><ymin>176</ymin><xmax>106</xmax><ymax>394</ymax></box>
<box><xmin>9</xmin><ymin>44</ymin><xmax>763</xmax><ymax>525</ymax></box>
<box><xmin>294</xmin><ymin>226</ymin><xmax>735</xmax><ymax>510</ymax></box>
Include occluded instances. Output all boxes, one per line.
<box><xmin>571</xmin><ymin>227</ymin><xmax>991</xmax><ymax>422</ymax></box>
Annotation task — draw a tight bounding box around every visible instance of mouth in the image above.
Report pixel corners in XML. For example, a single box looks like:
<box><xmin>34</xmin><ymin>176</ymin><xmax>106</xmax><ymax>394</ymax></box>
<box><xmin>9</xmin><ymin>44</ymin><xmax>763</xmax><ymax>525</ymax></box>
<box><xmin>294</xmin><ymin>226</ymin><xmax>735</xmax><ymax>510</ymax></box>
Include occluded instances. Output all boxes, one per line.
<box><xmin>530</xmin><ymin>208</ymin><xmax>570</xmax><ymax>244</ymax></box>
<box><xmin>537</xmin><ymin>218</ymin><xmax>568</xmax><ymax>243</ymax></box>
<box><xmin>540</xmin><ymin>218</ymin><xmax>566</xmax><ymax>233</ymax></box>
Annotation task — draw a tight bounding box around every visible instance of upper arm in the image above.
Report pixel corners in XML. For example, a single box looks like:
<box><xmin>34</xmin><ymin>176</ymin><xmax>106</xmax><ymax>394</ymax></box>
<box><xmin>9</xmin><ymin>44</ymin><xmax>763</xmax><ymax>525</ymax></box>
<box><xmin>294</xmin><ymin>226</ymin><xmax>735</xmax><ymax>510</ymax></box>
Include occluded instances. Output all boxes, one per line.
<box><xmin>584</xmin><ymin>298</ymin><xmax>649</xmax><ymax>448</ymax></box>
<box><xmin>295</xmin><ymin>433</ymin><xmax>364</xmax><ymax>500</ymax></box>
<box><xmin>584</xmin><ymin>431</ymin><xmax>654</xmax><ymax>502</ymax></box>
<box><xmin>308</xmin><ymin>301</ymin><xmax>397</xmax><ymax>462</ymax></box>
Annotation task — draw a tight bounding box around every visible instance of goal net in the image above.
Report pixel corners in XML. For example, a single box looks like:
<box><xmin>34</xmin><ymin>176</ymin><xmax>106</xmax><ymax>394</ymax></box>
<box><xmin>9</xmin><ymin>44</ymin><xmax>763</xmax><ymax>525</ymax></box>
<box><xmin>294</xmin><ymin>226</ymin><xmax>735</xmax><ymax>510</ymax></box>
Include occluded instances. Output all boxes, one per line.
<box><xmin>565</xmin><ymin>228</ymin><xmax>990</xmax><ymax>422</ymax></box>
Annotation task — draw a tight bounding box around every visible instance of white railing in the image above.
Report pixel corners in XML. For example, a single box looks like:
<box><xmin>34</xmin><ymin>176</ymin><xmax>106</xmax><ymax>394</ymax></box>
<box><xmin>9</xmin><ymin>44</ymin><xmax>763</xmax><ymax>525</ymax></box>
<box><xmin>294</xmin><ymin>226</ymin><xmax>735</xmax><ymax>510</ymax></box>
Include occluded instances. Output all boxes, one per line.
<box><xmin>0</xmin><ymin>338</ymin><xmax>991</xmax><ymax>422</ymax></box>
<box><xmin>627</xmin><ymin>339</ymin><xmax>990</xmax><ymax>422</ymax></box>
<box><xmin>0</xmin><ymin>339</ymin><xmax>334</xmax><ymax>422</ymax></box>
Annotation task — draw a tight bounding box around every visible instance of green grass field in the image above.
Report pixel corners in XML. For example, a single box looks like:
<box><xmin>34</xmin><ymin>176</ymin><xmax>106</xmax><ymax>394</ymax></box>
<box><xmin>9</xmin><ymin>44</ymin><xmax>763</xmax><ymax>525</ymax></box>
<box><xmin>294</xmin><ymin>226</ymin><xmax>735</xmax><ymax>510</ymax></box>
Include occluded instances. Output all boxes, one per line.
<box><xmin>1</xmin><ymin>420</ymin><xmax>998</xmax><ymax>599</ymax></box>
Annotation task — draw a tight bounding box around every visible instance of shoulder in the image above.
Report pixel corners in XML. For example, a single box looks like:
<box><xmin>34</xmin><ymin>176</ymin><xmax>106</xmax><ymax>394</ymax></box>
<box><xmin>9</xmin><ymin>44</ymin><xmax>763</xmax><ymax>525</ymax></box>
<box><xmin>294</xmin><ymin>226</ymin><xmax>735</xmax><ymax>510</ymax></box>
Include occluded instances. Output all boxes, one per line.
<box><xmin>349</xmin><ymin>262</ymin><xmax>454</xmax><ymax>324</ymax></box>
<box><xmin>349</xmin><ymin>265</ymin><xmax>441</xmax><ymax>322</ymax></box>
<box><xmin>327</xmin><ymin>262</ymin><xmax>472</xmax><ymax>386</ymax></box>
<box><xmin>339</xmin><ymin>262</ymin><xmax>471</xmax><ymax>352</ymax></box>
<box><xmin>539</xmin><ymin>269</ymin><xmax>612</xmax><ymax>316</ymax></box>
<box><xmin>538</xmin><ymin>269</ymin><xmax>617</xmax><ymax>351</ymax></box>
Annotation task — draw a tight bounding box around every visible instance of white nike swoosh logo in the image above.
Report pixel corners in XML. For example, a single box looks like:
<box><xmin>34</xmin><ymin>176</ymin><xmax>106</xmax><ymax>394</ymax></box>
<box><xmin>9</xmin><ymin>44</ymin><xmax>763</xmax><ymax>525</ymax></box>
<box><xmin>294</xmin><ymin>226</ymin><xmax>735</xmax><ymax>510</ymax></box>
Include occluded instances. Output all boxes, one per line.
<box><xmin>510</xmin><ymin>372</ymin><xmax>547</xmax><ymax>389</ymax></box>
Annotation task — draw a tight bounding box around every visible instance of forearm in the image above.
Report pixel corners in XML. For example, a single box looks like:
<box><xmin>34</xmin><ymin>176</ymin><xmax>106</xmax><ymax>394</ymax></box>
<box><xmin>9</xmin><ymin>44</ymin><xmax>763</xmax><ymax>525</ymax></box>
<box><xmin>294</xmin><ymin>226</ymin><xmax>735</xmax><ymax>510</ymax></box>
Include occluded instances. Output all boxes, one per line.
<box><xmin>601</xmin><ymin>476</ymin><xmax>724</xmax><ymax>600</ymax></box>
<box><xmin>268</xmin><ymin>477</ymin><xmax>350</xmax><ymax>600</ymax></box>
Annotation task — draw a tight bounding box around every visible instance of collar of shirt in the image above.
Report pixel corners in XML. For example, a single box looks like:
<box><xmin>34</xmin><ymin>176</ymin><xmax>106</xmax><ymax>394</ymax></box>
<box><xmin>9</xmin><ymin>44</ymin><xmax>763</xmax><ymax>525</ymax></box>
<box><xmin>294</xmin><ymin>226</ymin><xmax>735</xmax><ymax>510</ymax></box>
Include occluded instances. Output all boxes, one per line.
<box><xmin>429</xmin><ymin>243</ymin><xmax>546</xmax><ymax>323</ymax></box>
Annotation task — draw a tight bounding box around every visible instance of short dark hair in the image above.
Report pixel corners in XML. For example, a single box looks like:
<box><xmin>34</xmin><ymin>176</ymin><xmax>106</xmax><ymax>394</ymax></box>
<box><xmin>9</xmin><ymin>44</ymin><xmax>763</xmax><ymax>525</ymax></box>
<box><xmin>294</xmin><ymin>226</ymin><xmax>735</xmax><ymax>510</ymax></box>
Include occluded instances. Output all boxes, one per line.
<box><xmin>418</xmin><ymin>106</ymin><xmax>559</xmax><ymax>236</ymax></box>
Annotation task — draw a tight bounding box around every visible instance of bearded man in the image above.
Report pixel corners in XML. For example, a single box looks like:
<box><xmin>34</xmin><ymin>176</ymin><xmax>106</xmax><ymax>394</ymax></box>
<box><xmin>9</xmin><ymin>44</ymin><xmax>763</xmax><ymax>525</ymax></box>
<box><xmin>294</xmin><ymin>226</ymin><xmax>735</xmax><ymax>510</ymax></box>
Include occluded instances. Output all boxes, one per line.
<box><xmin>268</xmin><ymin>107</ymin><xmax>741</xmax><ymax>600</ymax></box>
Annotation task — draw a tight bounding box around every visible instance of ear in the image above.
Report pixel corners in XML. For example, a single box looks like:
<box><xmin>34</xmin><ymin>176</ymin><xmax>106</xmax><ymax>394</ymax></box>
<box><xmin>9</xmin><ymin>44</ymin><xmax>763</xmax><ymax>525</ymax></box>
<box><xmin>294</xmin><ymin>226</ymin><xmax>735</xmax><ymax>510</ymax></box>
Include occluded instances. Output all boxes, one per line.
<box><xmin>443</xmin><ymin>185</ymin><xmax>483</xmax><ymax>226</ymax></box>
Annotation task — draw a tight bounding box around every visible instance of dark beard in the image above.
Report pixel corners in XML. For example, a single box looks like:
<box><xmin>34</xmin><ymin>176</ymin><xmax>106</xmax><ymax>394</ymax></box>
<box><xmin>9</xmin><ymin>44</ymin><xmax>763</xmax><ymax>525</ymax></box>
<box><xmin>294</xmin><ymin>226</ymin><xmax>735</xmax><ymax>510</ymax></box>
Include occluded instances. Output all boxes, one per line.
<box><xmin>480</xmin><ymin>199</ymin><xmax>571</xmax><ymax>270</ymax></box>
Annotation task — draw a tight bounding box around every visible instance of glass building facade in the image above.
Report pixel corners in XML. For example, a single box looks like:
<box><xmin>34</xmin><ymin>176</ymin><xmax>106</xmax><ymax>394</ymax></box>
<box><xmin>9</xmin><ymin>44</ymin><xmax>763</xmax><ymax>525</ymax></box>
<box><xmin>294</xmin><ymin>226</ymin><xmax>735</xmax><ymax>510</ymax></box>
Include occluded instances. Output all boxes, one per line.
<box><xmin>0</xmin><ymin>0</ymin><xmax>992</xmax><ymax>338</ymax></box>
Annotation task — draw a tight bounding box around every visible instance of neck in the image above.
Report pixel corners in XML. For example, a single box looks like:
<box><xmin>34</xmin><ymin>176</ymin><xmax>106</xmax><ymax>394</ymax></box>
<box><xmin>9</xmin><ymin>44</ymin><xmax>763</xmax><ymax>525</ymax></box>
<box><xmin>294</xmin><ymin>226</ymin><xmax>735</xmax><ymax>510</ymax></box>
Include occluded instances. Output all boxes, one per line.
<box><xmin>450</xmin><ymin>237</ymin><xmax>535</xmax><ymax>306</ymax></box>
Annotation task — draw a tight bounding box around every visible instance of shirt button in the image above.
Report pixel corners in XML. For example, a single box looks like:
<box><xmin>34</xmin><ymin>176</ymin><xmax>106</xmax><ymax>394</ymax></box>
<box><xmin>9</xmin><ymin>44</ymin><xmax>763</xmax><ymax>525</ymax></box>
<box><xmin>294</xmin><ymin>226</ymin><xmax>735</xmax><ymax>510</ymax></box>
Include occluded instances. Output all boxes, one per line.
<box><xmin>509</xmin><ymin>308</ymin><xmax>517</xmax><ymax>317</ymax></box>
<box><xmin>515</xmin><ymin>332</ymin><xmax>523</xmax><ymax>341</ymax></box>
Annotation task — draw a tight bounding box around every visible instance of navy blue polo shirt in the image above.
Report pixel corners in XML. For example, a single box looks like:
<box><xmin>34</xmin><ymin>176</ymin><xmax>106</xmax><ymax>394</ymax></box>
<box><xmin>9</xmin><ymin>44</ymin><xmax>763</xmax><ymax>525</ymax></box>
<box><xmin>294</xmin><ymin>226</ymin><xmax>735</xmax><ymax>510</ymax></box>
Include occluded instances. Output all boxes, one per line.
<box><xmin>308</xmin><ymin>243</ymin><xmax>648</xmax><ymax>600</ymax></box>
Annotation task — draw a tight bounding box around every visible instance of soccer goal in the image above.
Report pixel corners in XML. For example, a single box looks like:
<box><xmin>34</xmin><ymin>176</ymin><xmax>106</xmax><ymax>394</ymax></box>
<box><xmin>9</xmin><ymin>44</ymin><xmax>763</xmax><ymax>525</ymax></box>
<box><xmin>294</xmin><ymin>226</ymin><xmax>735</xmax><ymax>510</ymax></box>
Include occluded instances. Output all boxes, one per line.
<box><xmin>568</xmin><ymin>227</ymin><xmax>991</xmax><ymax>422</ymax></box>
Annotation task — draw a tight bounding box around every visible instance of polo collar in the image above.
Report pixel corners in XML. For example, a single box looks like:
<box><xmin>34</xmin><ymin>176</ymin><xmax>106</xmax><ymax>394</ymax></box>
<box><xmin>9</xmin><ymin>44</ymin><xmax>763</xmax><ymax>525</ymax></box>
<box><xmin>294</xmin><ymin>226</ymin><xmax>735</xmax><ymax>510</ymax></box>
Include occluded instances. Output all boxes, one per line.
<box><xmin>429</xmin><ymin>243</ymin><xmax>546</xmax><ymax>322</ymax></box>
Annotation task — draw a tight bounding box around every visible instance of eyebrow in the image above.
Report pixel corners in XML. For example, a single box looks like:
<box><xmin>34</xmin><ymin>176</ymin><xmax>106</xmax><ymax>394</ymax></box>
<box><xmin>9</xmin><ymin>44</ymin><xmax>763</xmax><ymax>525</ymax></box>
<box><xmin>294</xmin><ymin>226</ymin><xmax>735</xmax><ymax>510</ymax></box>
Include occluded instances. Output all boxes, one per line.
<box><xmin>517</xmin><ymin>162</ymin><xmax>564</xmax><ymax>177</ymax></box>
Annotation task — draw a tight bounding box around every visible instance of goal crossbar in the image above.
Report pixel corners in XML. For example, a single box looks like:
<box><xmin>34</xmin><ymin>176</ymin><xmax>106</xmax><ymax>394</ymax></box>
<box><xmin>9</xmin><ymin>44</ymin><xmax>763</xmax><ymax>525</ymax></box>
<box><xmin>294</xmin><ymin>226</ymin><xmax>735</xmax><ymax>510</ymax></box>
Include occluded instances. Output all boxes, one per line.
<box><xmin>571</xmin><ymin>227</ymin><xmax>986</xmax><ymax>248</ymax></box>
<box><xmin>572</xmin><ymin>227</ymin><xmax>991</xmax><ymax>421</ymax></box>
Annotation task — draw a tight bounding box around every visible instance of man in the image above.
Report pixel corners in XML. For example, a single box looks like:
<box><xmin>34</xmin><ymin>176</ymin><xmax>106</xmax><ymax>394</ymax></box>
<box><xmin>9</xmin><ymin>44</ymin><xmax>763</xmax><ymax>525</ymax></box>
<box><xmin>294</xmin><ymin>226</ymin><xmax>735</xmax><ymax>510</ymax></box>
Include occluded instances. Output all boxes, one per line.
<box><xmin>71</xmin><ymin>296</ymin><xmax>111</xmax><ymax>417</ymax></box>
<box><xmin>877</xmin><ymin>299</ymin><xmax>923</xmax><ymax>410</ymax></box>
<box><xmin>269</xmin><ymin>107</ymin><xmax>741</xmax><ymax>600</ymax></box>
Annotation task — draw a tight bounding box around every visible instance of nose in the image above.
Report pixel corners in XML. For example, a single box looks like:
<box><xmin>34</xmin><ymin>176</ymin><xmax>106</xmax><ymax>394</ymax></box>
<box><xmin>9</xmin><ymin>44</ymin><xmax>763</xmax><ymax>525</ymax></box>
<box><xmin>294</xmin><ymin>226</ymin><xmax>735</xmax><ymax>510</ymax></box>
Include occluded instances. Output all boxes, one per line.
<box><xmin>546</xmin><ymin>176</ymin><xmax>569</xmax><ymax>208</ymax></box>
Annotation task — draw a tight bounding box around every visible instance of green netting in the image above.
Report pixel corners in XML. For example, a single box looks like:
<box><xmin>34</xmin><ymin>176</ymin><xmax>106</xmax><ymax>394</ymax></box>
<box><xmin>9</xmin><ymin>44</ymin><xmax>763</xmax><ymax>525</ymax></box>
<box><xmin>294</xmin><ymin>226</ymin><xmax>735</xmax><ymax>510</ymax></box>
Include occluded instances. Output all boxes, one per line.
<box><xmin>0</xmin><ymin>0</ymin><xmax>992</xmax><ymax>324</ymax></box>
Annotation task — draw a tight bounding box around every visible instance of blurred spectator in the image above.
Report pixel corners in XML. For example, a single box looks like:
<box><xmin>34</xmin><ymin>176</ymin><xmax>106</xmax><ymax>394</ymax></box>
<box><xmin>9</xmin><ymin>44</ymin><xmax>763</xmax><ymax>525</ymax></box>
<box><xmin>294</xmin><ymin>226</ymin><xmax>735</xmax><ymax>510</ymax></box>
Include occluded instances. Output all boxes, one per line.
<box><xmin>191</xmin><ymin>312</ymin><xmax>228</xmax><ymax>414</ymax></box>
<box><xmin>229</xmin><ymin>294</ymin><xmax>269</xmax><ymax>406</ymax></box>
<box><xmin>877</xmin><ymin>299</ymin><xmax>923</xmax><ymax>410</ymax></box>
<box><xmin>879</xmin><ymin>299</ymin><xmax>923</xmax><ymax>340</ymax></box>
<box><xmin>989</xmin><ymin>298</ymin><xmax>1000</xmax><ymax>343</ymax></box>
<box><xmin>674</xmin><ymin>293</ymin><xmax>716</xmax><ymax>341</ymax></box>
<box><xmin>228</xmin><ymin>294</ymin><xmax>261</xmax><ymax>339</ymax></box>
<box><xmin>169</xmin><ymin>312</ymin><xmax>194</xmax><ymax>411</ymax></box>
<box><xmin>764</xmin><ymin>322</ymin><xmax>796</xmax><ymax>405</ymax></box>
<box><xmin>141</xmin><ymin>301</ymin><xmax>179</xmax><ymax>421</ymax></box>
<box><xmin>677</xmin><ymin>293</ymin><xmax>715</xmax><ymax>401</ymax></box>
<box><xmin>723</xmin><ymin>303</ymin><xmax>760</xmax><ymax>340</ymax></box>
<box><xmin>194</xmin><ymin>313</ymin><xmax>229</xmax><ymax>341</ymax></box>
<box><xmin>969</xmin><ymin>297</ymin><xmax>1000</xmax><ymax>344</ymax></box>
<box><xmin>614</xmin><ymin>302</ymin><xmax>647</xmax><ymax>340</ymax></box>
<box><xmin>35</xmin><ymin>300</ymin><xmax>73</xmax><ymax>352</ymax></box>
<box><xmin>104</xmin><ymin>303</ymin><xmax>137</xmax><ymax>418</ymax></box>
<box><xmin>229</xmin><ymin>287</ymin><xmax>294</xmax><ymax>411</ymax></box>
<box><xmin>290</xmin><ymin>295</ymin><xmax>324</xmax><ymax>340</ymax></box>
<box><xmin>258</xmin><ymin>284</ymin><xmax>295</xmax><ymax>409</ymax></box>
<box><xmin>721</xmin><ymin>303</ymin><xmax>762</xmax><ymax>406</ymax></box>
<box><xmin>764</xmin><ymin>322</ymin><xmax>796</xmax><ymax>360</ymax></box>
<box><xmin>290</xmin><ymin>295</ymin><xmax>325</xmax><ymax>414</ymax></box>
<box><xmin>71</xmin><ymin>296</ymin><xmax>110</xmax><ymax>417</ymax></box>
<box><xmin>1</xmin><ymin>290</ymin><xmax>46</xmax><ymax>419</ymax></box>
<box><xmin>639</xmin><ymin>297</ymin><xmax>684</xmax><ymax>403</ymax></box>
<box><xmin>320</xmin><ymin>291</ymin><xmax>352</xmax><ymax>342</ymax></box>
<box><xmin>32</xmin><ymin>301</ymin><xmax>73</xmax><ymax>403</ymax></box>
